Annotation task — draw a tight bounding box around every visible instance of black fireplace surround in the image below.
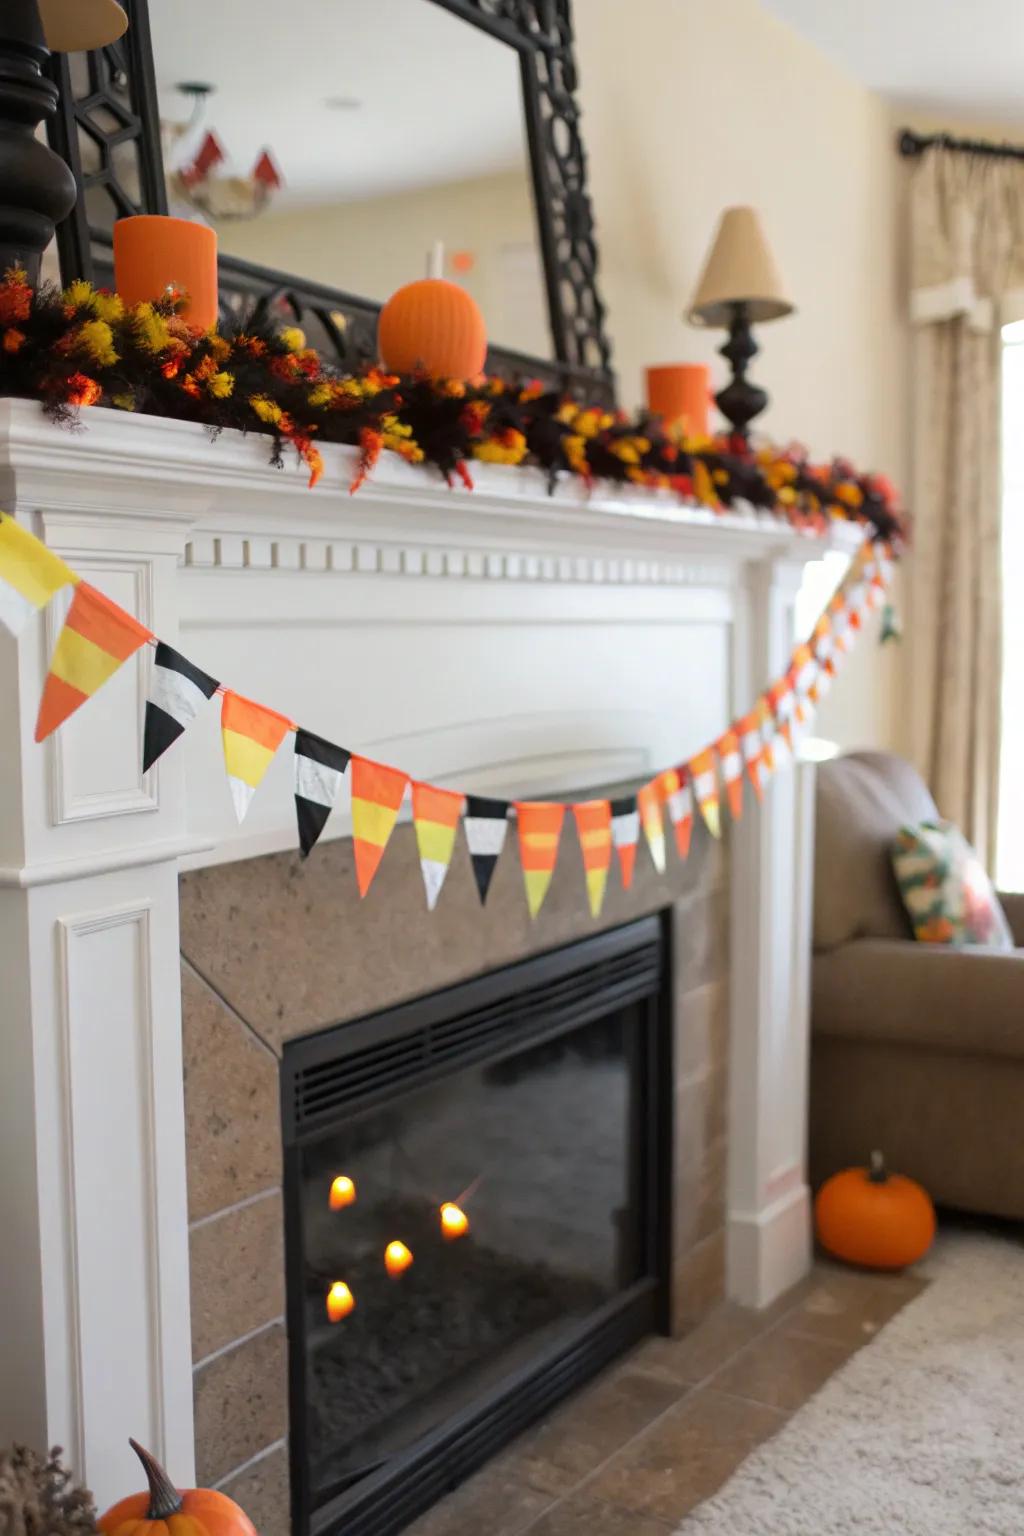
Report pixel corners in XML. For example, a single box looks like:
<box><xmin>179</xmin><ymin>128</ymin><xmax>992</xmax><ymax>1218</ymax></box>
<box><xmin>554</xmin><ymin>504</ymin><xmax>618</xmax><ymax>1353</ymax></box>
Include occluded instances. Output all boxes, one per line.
<box><xmin>281</xmin><ymin>915</ymin><xmax>672</xmax><ymax>1536</ymax></box>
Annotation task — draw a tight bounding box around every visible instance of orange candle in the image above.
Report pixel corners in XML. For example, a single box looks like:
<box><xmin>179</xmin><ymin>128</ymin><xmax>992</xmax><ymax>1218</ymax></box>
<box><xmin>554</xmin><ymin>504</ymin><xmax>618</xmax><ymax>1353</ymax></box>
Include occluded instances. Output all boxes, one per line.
<box><xmin>645</xmin><ymin>364</ymin><xmax>710</xmax><ymax>437</ymax></box>
<box><xmin>113</xmin><ymin>215</ymin><xmax>218</xmax><ymax>330</ymax></box>
<box><xmin>440</xmin><ymin>1202</ymin><xmax>470</xmax><ymax>1239</ymax></box>
<box><xmin>329</xmin><ymin>1175</ymin><xmax>356</xmax><ymax>1210</ymax></box>
<box><xmin>326</xmin><ymin>1281</ymin><xmax>354</xmax><ymax>1322</ymax></box>
<box><xmin>384</xmin><ymin>1240</ymin><xmax>414</xmax><ymax>1276</ymax></box>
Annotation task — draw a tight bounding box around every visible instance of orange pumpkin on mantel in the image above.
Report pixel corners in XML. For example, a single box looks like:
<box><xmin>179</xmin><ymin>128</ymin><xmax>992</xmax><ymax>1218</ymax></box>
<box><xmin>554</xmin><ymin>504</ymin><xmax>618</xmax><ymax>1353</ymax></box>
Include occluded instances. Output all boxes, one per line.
<box><xmin>377</xmin><ymin>276</ymin><xmax>487</xmax><ymax>381</ymax></box>
<box><xmin>815</xmin><ymin>1151</ymin><xmax>935</xmax><ymax>1270</ymax></box>
<box><xmin>99</xmin><ymin>1440</ymin><xmax>257</xmax><ymax>1536</ymax></box>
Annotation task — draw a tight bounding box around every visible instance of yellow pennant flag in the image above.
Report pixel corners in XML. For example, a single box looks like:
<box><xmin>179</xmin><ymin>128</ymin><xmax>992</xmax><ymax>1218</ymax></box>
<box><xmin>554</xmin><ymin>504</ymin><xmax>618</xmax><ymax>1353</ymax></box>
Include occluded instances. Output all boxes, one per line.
<box><xmin>0</xmin><ymin>511</ymin><xmax>77</xmax><ymax>636</ymax></box>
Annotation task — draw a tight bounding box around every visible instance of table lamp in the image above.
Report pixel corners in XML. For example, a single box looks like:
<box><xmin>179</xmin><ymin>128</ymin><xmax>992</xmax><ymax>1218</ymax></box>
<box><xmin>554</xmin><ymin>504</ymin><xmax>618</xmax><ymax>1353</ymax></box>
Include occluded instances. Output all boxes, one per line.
<box><xmin>688</xmin><ymin>206</ymin><xmax>793</xmax><ymax>440</ymax></box>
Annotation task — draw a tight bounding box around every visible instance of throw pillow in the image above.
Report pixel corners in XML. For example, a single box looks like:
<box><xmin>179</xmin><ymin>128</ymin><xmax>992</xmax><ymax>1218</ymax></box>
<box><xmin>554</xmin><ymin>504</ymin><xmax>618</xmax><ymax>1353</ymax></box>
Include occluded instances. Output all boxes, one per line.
<box><xmin>891</xmin><ymin>820</ymin><xmax>1014</xmax><ymax>948</ymax></box>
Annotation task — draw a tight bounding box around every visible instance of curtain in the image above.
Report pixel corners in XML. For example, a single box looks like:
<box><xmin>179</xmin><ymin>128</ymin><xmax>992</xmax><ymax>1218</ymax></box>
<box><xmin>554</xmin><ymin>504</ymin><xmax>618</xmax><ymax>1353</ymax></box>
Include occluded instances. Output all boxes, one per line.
<box><xmin>908</xmin><ymin>147</ymin><xmax>1024</xmax><ymax>869</ymax></box>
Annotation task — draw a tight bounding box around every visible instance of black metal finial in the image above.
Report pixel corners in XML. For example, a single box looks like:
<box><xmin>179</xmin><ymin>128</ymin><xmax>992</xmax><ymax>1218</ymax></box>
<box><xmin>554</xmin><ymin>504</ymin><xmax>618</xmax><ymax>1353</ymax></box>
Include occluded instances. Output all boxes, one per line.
<box><xmin>0</xmin><ymin>0</ymin><xmax>78</xmax><ymax>283</ymax></box>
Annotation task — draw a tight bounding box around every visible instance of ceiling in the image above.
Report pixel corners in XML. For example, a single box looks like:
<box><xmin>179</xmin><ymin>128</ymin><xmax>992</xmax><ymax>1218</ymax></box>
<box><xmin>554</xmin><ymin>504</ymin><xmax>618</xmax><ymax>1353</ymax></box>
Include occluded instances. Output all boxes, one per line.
<box><xmin>149</xmin><ymin>0</ymin><xmax>529</xmax><ymax>206</ymax></box>
<box><xmin>763</xmin><ymin>0</ymin><xmax>1024</xmax><ymax>125</ymax></box>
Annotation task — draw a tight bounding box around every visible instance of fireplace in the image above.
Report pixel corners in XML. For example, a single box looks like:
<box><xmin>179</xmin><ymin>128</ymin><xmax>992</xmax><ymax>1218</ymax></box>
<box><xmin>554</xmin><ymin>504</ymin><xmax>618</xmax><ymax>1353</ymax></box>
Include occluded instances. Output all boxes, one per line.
<box><xmin>281</xmin><ymin>916</ymin><xmax>671</xmax><ymax>1536</ymax></box>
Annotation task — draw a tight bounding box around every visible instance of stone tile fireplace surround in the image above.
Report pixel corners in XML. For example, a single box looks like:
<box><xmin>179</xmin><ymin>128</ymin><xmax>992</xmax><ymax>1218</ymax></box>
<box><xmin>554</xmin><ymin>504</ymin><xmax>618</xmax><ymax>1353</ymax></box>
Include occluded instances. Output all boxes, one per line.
<box><xmin>0</xmin><ymin>401</ymin><xmax>847</xmax><ymax>1525</ymax></box>
<box><xmin>181</xmin><ymin>820</ymin><xmax>729</xmax><ymax>1534</ymax></box>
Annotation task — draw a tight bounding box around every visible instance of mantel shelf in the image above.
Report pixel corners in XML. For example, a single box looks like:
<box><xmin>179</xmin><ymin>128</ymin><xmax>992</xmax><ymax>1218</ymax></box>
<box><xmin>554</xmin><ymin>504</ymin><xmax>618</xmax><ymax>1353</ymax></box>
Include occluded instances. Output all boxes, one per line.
<box><xmin>0</xmin><ymin>398</ymin><xmax>864</xmax><ymax>570</ymax></box>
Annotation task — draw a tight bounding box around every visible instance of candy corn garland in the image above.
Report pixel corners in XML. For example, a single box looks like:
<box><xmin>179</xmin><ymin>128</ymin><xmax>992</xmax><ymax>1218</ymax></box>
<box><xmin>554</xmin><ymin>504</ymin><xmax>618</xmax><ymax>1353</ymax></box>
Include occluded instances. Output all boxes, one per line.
<box><xmin>7</xmin><ymin>510</ymin><xmax>891</xmax><ymax>921</ymax></box>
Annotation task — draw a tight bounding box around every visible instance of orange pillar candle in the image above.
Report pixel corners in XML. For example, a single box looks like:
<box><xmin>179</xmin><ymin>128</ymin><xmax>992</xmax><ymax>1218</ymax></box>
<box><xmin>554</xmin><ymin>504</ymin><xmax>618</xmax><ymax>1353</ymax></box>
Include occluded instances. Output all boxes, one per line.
<box><xmin>645</xmin><ymin>364</ymin><xmax>710</xmax><ymax>437</ymax></box>
<box><xmin>113</xmin><ymin>215</ymin><xmax>219</xmax><ymax>330</ymax></box>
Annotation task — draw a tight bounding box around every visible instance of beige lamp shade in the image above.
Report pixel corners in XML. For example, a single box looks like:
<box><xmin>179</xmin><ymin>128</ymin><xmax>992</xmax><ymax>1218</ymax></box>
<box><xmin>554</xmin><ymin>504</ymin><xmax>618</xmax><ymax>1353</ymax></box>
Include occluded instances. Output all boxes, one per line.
<box><xmin>39</xmin><ymin>0</ymin><xmax>128</xmax><ymax>52</ymax></box>
<box><xmin>688</xmin><ymin>206</ymin><xmax>794</xmax><ymax>327</ymax></box>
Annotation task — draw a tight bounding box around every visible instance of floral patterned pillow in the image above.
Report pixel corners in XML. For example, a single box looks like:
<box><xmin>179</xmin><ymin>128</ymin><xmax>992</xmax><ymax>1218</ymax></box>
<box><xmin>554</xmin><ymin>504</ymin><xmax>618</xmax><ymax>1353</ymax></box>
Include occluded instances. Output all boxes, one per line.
<box><xmin>891</xmin><ymin>821</ymin><xmax>1014</xmax><ymax>948</ymax></box>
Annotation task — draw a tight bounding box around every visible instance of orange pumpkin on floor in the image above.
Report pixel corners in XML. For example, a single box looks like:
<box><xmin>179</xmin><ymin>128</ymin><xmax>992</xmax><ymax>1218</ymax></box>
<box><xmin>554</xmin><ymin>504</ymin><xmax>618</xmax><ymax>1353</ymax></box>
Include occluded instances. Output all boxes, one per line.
<box><xmin>99</xmin><ymin>1440</ymin><xmax>257</xmax><ymax>1536</ymax></box>
<box><xmin>377</xmin><ymin>277</ymin><xmax>487</xmax><ymax>381</ymax></box>
<box><xmin>815</xmin><ymin>1151</ymin><xmax>935</xmax><ymax>1270</ymax></box>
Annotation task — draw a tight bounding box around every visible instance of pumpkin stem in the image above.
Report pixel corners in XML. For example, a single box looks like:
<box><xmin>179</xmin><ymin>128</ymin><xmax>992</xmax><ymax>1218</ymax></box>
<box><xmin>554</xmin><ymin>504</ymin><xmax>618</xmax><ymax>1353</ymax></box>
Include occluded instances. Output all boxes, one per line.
<box><xmin>868</xmin><ymin>1150</ymin><xmax>888</xmax><ymax>1184</ymax></box>
<box><xmin>129</xmin><ymin>1439</ymin><xmax>184</xmax><ymax>1521</ymax></box>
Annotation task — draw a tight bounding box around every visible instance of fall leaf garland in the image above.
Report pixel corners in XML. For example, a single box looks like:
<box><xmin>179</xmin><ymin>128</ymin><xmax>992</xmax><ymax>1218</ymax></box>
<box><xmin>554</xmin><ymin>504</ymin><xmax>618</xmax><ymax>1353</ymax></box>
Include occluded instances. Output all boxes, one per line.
<box><xmin>0</xmin><ymin>269</ymin><xmax>906</xmax><ymax>546</ymax></box>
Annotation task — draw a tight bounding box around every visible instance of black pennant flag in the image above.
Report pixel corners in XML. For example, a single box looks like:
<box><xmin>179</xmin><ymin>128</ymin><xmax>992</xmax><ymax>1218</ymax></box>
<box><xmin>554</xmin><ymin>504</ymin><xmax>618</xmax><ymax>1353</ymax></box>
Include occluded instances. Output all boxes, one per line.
<box><xmin>463</xmin><ymin>794</ymin><xmax>510</xmax><ymax>904</ymax></box>
<box><xmin>143</xmin><ymin>642</ymin><xmax>219</xmax><ymax>772</ymax></box>
<box><xmin>294</xmin><ymin>728</ymin><xmax>351</xmax><ymax>856</ymax></box>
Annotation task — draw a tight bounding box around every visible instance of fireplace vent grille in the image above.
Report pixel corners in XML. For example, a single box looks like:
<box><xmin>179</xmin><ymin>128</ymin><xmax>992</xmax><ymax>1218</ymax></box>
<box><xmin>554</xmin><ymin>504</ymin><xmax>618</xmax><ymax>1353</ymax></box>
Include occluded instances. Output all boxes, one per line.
<box><xmin>284</xmin><ymin>920</ymin><xmax>662</xmax><ymax>1142</ymax></box>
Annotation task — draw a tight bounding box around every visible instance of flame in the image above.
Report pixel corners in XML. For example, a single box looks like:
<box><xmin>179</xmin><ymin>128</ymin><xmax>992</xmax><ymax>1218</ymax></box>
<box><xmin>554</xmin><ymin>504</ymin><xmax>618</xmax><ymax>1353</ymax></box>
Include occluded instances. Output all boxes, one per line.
<box><xmin>329</xmin><ymin>1175</ymin><xmax>356</xmax><ymax>1210</ymax></box>
<box><xmin>384</xmin><ymin>1240</ymin><xmax>414</xmax><ymax>1276</ymax></box>
<box><xmin>440</xmin><ymin>1202</ymin><xmax>469</xmax><ymax>1239</ymax></box>
<box><xmin>326</xmin><ymin>1281</ymin><xmax>354</xmax><ymax>1322</ymax></box>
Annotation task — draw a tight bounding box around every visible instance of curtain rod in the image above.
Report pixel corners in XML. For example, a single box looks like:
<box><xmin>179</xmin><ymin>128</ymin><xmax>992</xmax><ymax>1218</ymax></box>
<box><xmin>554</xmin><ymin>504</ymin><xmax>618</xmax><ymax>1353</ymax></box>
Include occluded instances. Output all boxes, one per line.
<box><xmin>898</xmin><ymin>127</ymin><xmax>1024</xmax><ymax>161</ymax></box>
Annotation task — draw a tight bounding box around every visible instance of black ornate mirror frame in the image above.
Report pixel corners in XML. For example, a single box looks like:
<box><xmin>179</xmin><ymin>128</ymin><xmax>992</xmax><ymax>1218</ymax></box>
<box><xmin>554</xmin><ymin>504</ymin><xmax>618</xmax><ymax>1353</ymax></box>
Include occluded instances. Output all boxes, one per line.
<box><xmin>45</xmin><ymin>0</ymin><xmax>615</xmax><ymax>400</ymax></box>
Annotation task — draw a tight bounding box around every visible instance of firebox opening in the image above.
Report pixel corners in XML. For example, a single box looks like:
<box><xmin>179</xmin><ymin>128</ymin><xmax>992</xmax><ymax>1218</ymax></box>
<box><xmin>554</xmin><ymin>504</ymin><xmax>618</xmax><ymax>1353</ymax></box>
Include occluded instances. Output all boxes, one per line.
<box><xmin>282</xmin><ymin>914</ymin><xmax>672</xmax><ymax>1536</ymax></box>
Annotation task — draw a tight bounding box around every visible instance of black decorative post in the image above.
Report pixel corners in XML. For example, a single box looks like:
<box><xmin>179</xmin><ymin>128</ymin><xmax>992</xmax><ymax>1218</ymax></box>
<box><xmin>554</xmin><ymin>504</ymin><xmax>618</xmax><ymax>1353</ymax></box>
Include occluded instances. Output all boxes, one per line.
<box><xmin>0</xmin><ymin>0</ymin><xmax>77</xmax><ymax>284</ymax></box>
<box><xmin>715</xmin><ymin>302</ymin><xmax>769</xmax><ymax>441</ymax></box>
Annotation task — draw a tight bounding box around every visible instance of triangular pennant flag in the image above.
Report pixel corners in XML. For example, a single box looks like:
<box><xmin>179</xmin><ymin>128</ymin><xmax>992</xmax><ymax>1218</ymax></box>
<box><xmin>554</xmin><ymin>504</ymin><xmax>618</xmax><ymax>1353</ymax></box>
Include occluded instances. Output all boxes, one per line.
<box><xmin>36</xmin><ymin>581</ymin><xmax>152</xmax><ymax>741</ymax></box>
<box><xmin>758</xmin><ymin>695</ymin><xmax>779</xmax><ymax>774</ymax></box>
<box><xmin>143</xmin><ymin>641</ymin><xmax>219</xmax><ymax>771</ymax></box>
<box><xmin>351</xmin><ymin>756</ymin><xmax>409</xmax><ymax>896</ymax></box>
<box><xmin>690</xmin><ymin>748</ymin><xmax>721</xmax><ymax>839</ymax></box>
<box><xmin>515</xmin><ymin>800</ymin><xmax>565</xmax><ymax>918</ymax></box>
<box><xmin>828</xmin><ymin>592</ymin><xmax>852</xmax><ymax>653</ymax></box>
<box><xmin>463</xmin><ymin>794</ymin><xmax>510</xmax><ymax>904</ymax></box>
<box><xmin>294</xmin><ymin>728</ymin><xmax>350</xmax><ymax>857</ymax></box>
<box><xmin>738</xmin><ymin>708</ymin><xmax>766</xmax><ymax>801</ymax></box>
<box><xmin>610</xmin><ymin>795</ymin><xmax>640</xmax><ymax>889</ymax></box>
<box><xmin>716</xmin><ymin>728</ymin><xmax>744</xmax><ymax>822</ymax></box>
<box><xmin>221</xmin><ymin>689</ymin><xmax>292</xmax><ymax>823</ymax></box>
<box><xmin>412</xmin><ymin>782</ymin><xmax>465</xmax><ymax>910</ymax></box>
<box><xmin>658</xmin><ymin>766</ymin><xmax>693</xmax><ymax>860</ymax></box>
<box><xmin>789</xmin><ymin>642</ymin><xmax>818</xmax><ymax>722</ymax></box>
<box><xmin>572</xmin><ymin>799</ymin><xmax>612</xmax><ymax>917</ymax></box>
<box><xmin>812</xmin><ymin>614</ymin><xmax>836</xmax><ymax>684</ymax></box>
<box><xmin>637</xmin><ymin>781</ymin><xmax>666</xmax><ymax>874</ymax></box>
<box><xmin>0</xmin><ymin>511</ymin><xmax>77</xmax><ymax>636</ymax></box>
<box><xmin>767</xmin><ymin>677</ymin><xmax>795</xmax><ymax>751</ymax></box>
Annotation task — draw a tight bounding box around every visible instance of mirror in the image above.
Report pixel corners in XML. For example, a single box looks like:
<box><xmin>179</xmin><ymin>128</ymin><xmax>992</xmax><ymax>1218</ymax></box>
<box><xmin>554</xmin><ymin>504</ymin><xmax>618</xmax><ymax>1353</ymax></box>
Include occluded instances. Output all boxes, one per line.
<box><xmin>148</xmin><ymin>0</ymin><xmax>553</xmax><ymax>360</ymax></box>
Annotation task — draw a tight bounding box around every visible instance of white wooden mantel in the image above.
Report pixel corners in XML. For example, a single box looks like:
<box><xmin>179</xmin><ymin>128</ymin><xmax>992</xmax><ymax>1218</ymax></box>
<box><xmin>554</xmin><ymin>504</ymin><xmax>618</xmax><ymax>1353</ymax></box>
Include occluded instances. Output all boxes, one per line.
<box><xmin>0</xmin><ymin>397</ymin><xmax>859</xmax><ymax>1506</ymax></box>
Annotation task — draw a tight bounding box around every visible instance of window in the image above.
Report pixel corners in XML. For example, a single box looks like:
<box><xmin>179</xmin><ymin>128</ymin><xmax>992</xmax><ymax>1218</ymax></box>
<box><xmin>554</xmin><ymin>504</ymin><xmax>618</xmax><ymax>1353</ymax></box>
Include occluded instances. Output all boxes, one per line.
<box><xmin>998</xmin><ymin>321</ymin><xmax>1024</xmax><ymax>890</ymax></box>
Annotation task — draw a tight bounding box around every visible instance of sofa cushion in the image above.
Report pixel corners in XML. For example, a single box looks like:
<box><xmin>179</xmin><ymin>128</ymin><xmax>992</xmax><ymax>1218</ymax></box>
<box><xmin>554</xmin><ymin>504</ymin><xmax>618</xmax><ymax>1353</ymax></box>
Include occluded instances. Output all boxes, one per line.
<box><xmin>814</xmin><ymin>751</ymin><xmax>939</xmax><ymax>950</ymax></box>
<box><xmin>891</xmin><ymin>820</ymin><xmax>1015</xmax><ymax>948</ymax></box>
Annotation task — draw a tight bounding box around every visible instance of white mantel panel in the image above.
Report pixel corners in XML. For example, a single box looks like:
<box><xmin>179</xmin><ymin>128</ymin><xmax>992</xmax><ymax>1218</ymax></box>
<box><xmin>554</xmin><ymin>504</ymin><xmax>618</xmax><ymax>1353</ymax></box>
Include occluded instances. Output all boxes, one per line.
<box><xmin>178</xmin><ymin>565</ymin><xmax>735</xmax><ymax>863</ymax></box>
<box><xmin>0</xmin><ymin>400</ymin><xmax>861</xmax><ymax>1503</ymax></box>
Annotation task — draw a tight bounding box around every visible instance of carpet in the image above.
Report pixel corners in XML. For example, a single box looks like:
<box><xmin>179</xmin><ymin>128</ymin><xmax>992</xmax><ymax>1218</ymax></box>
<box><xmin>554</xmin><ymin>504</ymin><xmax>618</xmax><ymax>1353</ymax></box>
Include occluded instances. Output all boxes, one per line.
<box><xmin>679</xmin><ymin>1227</ymin><xmax>1024</xmax><ymax>1535</ymax></box>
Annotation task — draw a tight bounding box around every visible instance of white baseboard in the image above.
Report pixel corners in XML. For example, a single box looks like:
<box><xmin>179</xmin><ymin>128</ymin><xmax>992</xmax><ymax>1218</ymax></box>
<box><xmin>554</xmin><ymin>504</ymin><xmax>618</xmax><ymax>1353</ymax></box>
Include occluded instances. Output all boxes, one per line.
<box><xmin>726</xmin><ymin>1183</ymin><xmax>812</xmax><ymax>1310</ymax></box>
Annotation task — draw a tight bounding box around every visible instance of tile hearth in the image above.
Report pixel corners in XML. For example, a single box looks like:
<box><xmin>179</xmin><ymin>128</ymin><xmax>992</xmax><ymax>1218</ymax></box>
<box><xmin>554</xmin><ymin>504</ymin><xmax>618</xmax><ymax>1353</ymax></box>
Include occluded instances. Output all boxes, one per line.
<box><xmin>406</xmin><ymin>1264</ymin><xmax>927</xmax><ymax>1536</ymax></box>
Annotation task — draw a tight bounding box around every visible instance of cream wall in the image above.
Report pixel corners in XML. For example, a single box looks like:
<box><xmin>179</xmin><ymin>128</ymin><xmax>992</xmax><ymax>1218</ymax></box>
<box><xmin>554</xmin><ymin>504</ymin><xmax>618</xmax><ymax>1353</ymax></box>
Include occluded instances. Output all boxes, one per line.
<box><xmin>574</xmin><ymin>0</ymin><xmax>909</xmax><ymax>755</ymax></box>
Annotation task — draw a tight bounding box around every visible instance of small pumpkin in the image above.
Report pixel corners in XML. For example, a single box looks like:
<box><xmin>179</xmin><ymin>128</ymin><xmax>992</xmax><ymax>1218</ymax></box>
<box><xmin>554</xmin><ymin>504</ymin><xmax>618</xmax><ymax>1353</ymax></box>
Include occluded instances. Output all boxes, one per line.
<box><xmin>815</xmin><ymin>1150</ymin><xmax>935</xmax><ymax>1270</ymax></box>
<box><xmin>99</xmin><ymin>1439</ymin><xmax>257</xmax><ymax>1536</ymax></box>
<box><xmin>377</xmin><ymin>277</ymin><xmax>487</xmax><ymax>381</ymax></box>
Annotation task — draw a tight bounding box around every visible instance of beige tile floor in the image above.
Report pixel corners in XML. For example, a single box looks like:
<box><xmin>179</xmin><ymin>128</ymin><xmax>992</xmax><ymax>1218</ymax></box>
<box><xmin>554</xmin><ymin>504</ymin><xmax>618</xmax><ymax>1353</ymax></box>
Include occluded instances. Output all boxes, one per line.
<box><xmin>406</xmin><ymin>1261</ymin><xmax>927</xmax><ymax>1536</ymax></box>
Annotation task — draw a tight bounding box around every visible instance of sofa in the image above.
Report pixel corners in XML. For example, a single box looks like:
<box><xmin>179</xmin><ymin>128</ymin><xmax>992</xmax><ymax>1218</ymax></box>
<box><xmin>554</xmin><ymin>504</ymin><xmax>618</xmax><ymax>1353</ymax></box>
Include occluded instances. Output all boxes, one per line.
<box><xmin>809</xmin><ymin>750</ymin><xmax>1024</xmax><ymax>1219</ymax></box>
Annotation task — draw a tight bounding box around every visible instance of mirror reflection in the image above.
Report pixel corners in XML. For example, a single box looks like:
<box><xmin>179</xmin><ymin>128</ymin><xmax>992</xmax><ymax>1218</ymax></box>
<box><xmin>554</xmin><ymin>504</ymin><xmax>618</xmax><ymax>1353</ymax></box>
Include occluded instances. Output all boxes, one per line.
<box><xmin>149</xmin><ymin>0</ymin><xmax>553</xmax><ymax>359</ymax></box>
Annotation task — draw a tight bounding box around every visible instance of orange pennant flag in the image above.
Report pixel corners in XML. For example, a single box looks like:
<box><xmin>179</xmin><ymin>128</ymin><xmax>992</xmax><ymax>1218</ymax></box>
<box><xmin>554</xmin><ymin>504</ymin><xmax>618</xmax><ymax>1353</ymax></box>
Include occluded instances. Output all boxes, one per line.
<box><xmin>716</xmin><ymin>728</ymin><xmax>744</xmax><ymax>822</ymax></box>
<box><xmin>515</xmin><ymin>800</ymin><xmax>565</xmax><ymax>917</ymax></box>
<box><xmin>738</xmin><ymin>708</ymin><xmax>766</xmax><ymax>801</ymax></box>
<box><xmin>637</xmin><ymin>780</ymin><xmax>667</xmax><ymax>874</ymax></box>
<box><xmin>611</xmin><ymin>795</ymin><xmax>640</xmax><ymax>889</ymax></box>
<box><xmin>789</xmin><ymin>642</ymin><xmax>818</xmax><ymax>723</ymax></box>
<box><xmin>658</xmin><ymin>766</ymin><xmax>693</xmax><ymax>860</ymax></box>
<box><xmin>412</xmin><ymin>781</ymin><xmax>464</xmax><ymax>910</ymax></box>
<box><xmin>572</xmin><ymin>799</ymin><xmax>612</xmax><ymax>917</ymax></box>
<box><xmin>767</xmin><ymin>678</ymin><xmax>795</xmax><ymax>752</ymax></box>
<box><xmin>351</xmin><ymin>756</ymin><xmax>409</xmax><ymax>896</ymax></box>
<box><xmin>221</xmin><ymin>689</ymin><xmax>293</xmax><ymax>823</ymax></box>
<box><xmin>36</xmin><ymin>581</ymin><xmax>152</xmax><ymax>741</ymax></box>
<box><xmin>758</xmin><ymin>695</ymin><xmax>778</xmax><ymax>774</ymax></box>
<box><xmin>690</xmin><ymin>748</ymin><xmax>721</xmax><ymax>839</ymax></box>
